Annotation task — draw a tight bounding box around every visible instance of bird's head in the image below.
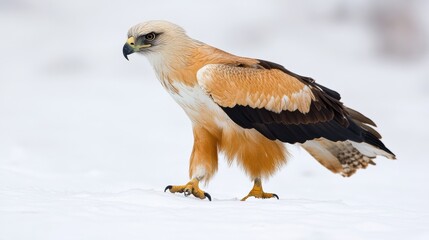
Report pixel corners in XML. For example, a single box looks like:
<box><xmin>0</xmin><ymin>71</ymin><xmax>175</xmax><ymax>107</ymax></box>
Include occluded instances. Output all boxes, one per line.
<box><xmin>123</xmin><ymin>20</ymin><xmax>192</xmax><ymax>61</ymax></box>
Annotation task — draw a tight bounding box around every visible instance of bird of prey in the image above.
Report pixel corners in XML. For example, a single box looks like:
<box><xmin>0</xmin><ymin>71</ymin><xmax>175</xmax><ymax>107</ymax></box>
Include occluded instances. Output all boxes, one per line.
<box><xmin>123</xmin><ymin>20</ymin><xmax>395</xmax><ymax>201</ymax></box>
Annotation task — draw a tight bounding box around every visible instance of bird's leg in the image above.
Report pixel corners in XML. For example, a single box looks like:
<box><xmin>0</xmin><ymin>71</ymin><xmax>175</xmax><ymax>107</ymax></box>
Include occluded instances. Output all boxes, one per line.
<box><xmin>241</xmin><ymin>178</ymin><xmax>279</xmax><ymax>201</ymax></box>
<box><xmin>164</xmin><ymin>126</ymin><xmax>216</xmax><ymax>201</ymax></box>
<box><xmin>164</xmin><ymin>178</ymin><xmax>211</xmax><ymax>201</ymax></box>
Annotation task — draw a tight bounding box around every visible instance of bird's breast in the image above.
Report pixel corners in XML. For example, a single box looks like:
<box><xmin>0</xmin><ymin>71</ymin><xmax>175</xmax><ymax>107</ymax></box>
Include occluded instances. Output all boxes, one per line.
<box><xmin>161</xmin><ymin>79</ymin><xmax>276</xmax><ymax>154</ymax></box>
<box><xmin>166</xmin><ymin>80</ymin><xmax>230</xmax><ymax>129</ymax></box>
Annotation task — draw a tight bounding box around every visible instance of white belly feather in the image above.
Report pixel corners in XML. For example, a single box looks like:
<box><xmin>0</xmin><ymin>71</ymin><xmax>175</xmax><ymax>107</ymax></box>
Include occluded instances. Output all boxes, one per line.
<box><xmin>168</xmin><ymin>81</ymin><xmax>230</xmax><ymax>128</ymax></box>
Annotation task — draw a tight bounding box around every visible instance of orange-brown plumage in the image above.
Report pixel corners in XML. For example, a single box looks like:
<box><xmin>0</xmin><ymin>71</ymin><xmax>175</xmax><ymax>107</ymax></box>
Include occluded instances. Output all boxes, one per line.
<box><xmin>123</xmin><ymin>20</ymin><xmax>395</xmax><ymax>200</ymax></box>
<box><xmin>152</xmin><ymin>44</ymin><xmax>289</xmax><ymax>181</ymax></box>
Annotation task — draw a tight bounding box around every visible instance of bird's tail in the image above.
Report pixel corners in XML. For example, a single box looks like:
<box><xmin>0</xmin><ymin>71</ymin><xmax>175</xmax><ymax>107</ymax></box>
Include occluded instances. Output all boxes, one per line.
<box><xmin>300</xmin><ymin>107</ymin><xmax>395</xmax><ymax>177</ymax></box>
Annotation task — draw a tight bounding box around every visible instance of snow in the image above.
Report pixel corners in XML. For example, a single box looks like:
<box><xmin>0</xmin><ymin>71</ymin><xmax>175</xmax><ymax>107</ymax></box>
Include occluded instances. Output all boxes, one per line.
<box><xmin>1</xmin><ymin>0</ymin><xmax>429</xmax><ymax>239</ymax></box>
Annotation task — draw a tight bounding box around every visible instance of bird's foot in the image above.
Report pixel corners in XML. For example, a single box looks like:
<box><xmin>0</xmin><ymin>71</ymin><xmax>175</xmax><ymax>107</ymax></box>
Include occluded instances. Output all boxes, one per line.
<box><xmin>164</xmin><ymin>178</ymin><xmax>211</xmax><ymax>201</ymax></box>
<box><xmin>241</xmin><ymin>191</ymin><xmax>279</xmax><ymax>201</ymax></box>
<box><xmin>241</xmin><ymin>178</ymin><xmax>279</xmax><ymax>201</ymax></box>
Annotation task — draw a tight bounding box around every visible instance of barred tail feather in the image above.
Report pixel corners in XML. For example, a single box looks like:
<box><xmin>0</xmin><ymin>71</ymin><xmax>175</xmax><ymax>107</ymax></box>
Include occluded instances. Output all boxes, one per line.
<box><xmin>301</xmin><ymin>138</ymin><xmax>394</xmax><ymax>177</ymax></box>
<box><xmin>350</xmin><ymin>141</ymin><xmax>395</xmax><ymax>160</ymax></box>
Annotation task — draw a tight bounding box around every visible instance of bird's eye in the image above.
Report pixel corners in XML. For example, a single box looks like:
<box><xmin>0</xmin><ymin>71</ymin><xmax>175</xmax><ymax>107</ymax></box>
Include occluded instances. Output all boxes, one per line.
<box><xmin>145</xmin><ymin>32</ymin><xmax>156</xmax><ymax>41</ymax></box>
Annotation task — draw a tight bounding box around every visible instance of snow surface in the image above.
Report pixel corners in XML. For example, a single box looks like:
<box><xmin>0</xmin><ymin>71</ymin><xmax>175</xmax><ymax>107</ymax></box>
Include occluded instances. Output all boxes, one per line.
<box><xmin>1</xmin><ymin>0</ymin><xmax>429</xmax><ymax>239</ymax></box>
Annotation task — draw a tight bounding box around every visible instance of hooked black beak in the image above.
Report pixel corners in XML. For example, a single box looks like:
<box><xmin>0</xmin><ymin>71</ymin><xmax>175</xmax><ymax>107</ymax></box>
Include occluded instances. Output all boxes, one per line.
<box><xmin>122</xmin><ymin>37</ymin><xmax>136</xmax><ymax>61</ymax></box>
<box><xmin>122</xmin><ymin>36</ymin><xmax>152</xmax><ymax>60</ymax></box>
<box><xmin>122</xmin><ymin>43</ymin><xmax>134</xmax><ymax>61</ymax></box>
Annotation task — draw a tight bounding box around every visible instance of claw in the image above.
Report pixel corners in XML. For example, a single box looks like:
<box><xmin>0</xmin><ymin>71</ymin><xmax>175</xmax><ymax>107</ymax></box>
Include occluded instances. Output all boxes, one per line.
<box><xmin>164</xmin><ymin>179</ymin><xmax>211</xmax><ymax>201</ymax></box>
<box><xmin>204</xmin><ymin>192</ymin><xmax>212</xmax><ymax>201</ymax></box>
<box><xmin>272</xmin><ymin>194</ymin><xmax>279</xmax><ymax>200</ymax></box>
<box><xmin>184</xmin><ymin>189</ymin><xmax>191</xmax><ymax>197</ymax></box>
<box><xmin>164</xmin><ymin>185</ymin><xmax>172</xmax><ymax>192</ymax></box>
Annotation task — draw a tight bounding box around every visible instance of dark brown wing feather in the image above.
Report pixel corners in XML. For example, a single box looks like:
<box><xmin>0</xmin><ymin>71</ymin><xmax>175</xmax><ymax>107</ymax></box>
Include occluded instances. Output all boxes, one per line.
<box><xmin>220</xmin><ymin>59</ymin><xmax>394</xmax><ymax>155</ymax></box>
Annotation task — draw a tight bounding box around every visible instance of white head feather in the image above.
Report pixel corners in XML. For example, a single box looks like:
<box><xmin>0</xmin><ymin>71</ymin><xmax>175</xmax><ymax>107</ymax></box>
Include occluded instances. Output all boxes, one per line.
<box><xmin>127</xmin><ymin>20</ymin><xmax>200</xmax><ymax>70</ymax></box>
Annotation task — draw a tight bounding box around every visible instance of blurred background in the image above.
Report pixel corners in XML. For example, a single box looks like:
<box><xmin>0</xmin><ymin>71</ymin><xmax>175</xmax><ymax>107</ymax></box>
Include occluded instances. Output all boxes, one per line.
<box><xmin>1</xmin><ymin>1</ymin><xmax>429</xmax><ymax>239</ymax></box>
<box><xmin>0</xmin><ymin>0</ymin><xmax>428</xmax><ymax>198</ymax></box>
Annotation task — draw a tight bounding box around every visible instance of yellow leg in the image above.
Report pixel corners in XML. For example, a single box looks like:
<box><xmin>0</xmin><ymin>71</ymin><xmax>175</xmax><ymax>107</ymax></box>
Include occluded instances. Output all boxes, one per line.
<box><xmin>164</xmin><ymin>178</ymin><xmax>211</xmax><ymax>201</ymax></box>
<box><xmin>241</xmin><ymin>178</ymin><xmax>279</xmax><ymax>201</ymax></box>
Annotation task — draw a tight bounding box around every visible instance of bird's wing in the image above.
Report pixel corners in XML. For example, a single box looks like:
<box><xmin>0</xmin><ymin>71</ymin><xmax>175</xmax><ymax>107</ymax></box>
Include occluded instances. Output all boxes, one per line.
<box><xmin>197</xmin><ymin>59</ymin><xmax>393</xmax><ymax>156</ymax></box>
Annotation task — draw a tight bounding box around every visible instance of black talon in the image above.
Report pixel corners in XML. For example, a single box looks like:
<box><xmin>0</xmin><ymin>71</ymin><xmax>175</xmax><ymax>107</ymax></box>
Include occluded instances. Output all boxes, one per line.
<box><xmin>204</xmin><ymin>192</ymin><xmax>212</xmax><ymax>201</ymax></box>
<box><xmin>184</xmin><ymin>189</ymin><xmax>191</xmax><ymax>197</ymax></box>
<box><xmin>273</xmin><ymin>194</ymin><xmax>279</xmax><ymax>200</ymax></box>
<box><xmin>164</xmin><ymin>185</ymin><xmax>172</xmax><ymax>192</ymax></box>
